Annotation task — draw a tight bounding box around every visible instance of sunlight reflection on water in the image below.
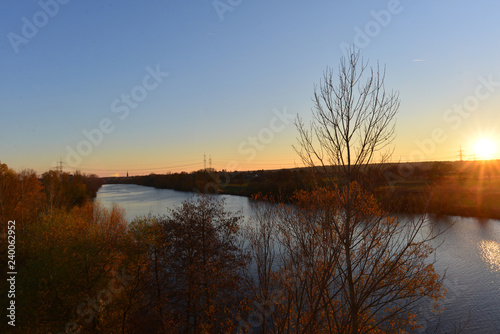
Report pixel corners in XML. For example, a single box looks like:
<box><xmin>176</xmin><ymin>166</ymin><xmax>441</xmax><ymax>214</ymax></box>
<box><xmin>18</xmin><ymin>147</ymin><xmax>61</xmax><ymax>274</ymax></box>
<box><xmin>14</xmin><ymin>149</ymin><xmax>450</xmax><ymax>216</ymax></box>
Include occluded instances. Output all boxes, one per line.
<box><xmin>479</xmin><ymin>240</ymin><xmax>500</xmax><ymax>272</ymax></box>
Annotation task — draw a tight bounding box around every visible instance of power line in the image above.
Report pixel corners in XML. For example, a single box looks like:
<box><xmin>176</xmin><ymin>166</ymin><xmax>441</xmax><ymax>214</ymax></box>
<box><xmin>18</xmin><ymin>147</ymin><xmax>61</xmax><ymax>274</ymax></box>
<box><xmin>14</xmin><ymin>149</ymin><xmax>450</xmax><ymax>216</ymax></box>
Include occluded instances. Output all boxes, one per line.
<box><xmin>65</xmin><ymin>162</ymin><xmax>203</xmax><ymax>173</ymax></box>
<box><xmin>89</xmin><ymin>158</ymin><xmax>201</xmax><ymax>167</ymax></box>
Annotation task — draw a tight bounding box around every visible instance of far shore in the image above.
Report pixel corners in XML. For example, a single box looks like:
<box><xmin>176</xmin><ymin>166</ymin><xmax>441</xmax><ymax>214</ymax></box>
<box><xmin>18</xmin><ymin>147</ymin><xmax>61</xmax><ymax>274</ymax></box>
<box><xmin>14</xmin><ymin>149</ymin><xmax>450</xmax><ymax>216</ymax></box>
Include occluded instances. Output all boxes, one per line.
<box><xmin>101</xmin><ymin>159</ymin><xmax>500</xmax><ymax>220</ymax></box>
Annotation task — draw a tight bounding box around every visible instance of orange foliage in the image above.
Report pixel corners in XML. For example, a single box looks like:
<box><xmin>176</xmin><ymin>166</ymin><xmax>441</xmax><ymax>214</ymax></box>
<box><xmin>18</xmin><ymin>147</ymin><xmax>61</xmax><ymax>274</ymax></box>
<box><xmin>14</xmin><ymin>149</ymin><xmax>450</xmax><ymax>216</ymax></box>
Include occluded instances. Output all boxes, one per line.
<box><xmin>266</xmin><ymin>183</ymin><xmax>445</xmax><ymax>333</ymax></box>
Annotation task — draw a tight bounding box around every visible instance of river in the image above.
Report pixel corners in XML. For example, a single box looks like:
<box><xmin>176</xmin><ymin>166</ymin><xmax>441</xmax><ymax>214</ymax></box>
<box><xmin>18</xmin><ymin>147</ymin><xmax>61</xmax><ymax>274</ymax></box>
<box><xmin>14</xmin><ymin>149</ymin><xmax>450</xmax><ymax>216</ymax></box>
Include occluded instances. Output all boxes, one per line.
<box><xmin>97</xmin><ymin>183</ymin><xmax>500</xmax><ymax>333</ymax></box>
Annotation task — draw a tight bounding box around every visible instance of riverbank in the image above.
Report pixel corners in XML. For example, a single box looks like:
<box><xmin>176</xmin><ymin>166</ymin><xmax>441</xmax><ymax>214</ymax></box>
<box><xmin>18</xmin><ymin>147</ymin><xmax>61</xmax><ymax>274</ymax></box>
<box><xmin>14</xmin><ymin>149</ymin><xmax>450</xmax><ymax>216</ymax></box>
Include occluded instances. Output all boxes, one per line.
<box><xmin>103</xmin><ymin>159</ymin><xmax>500</xmax><ymax>220</ymax></box>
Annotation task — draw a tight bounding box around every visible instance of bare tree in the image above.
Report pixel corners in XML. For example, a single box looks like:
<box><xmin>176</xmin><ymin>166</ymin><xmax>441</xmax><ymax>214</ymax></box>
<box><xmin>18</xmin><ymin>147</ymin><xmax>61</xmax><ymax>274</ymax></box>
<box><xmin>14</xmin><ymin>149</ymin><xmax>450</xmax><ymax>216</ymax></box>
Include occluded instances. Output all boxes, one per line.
<box><xmin>242</xmin><ymin>195</ymin><xmax>280</xmax><ymax>333</ymax></box>
<box><xmin>295</xmin><ymin>48</ymin><xmax>399</xmax><ymax>187</ymax></box>
<box><xmin>285</xmin><ymin>48</ymin><xmax>445</xmax><ymax>333</ymax></box>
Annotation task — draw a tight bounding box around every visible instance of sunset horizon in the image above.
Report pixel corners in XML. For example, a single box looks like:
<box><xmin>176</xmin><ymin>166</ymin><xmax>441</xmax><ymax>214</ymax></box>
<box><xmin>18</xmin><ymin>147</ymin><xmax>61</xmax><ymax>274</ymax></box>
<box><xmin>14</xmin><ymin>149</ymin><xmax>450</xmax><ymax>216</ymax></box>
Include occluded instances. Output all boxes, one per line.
<box><xmin>2</xmin><ymin>1</ymin><xmax>500</xmax><ymax>176</ymax></box>
<box><xmin>2</xmin><ymin>3</ymin><xmax>500</xmax><ymax>331</ymax></box>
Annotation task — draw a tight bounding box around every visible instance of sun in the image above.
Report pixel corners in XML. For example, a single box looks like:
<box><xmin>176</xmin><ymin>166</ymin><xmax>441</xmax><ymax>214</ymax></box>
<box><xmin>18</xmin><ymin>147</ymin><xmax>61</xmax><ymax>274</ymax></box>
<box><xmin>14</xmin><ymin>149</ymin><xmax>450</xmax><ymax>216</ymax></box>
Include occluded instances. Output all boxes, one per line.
<box><xmin>474</xmin><ymin>138</ymin><xmax>496</xmax><ymax>160</ymax></box>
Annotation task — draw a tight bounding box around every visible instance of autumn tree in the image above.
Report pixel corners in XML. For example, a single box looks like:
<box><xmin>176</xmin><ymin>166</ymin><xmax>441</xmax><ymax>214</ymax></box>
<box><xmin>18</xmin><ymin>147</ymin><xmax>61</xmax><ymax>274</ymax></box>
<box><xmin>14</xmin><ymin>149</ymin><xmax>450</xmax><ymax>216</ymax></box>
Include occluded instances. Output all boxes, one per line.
<box><xmin>0</xmin><ymin>163</ymin><xmax>142</xmax><ymax>333</ymax></box>
<box><xmin>0</xmin><ymin>163</ymin><xmax>44</xmax><ymax>236</ymax></box>
<box><xmin>11</xmin><ymin>201</ymin><xmax>130</xmax><ymax>333</ymax></box>
<box><xmin>16</xmin><ymin>169</ymin><xmax>44</xmax><ymax>228</ymax></box>
<box><xmin>0</xmin><ymin>163</ymin><xmax>21</xmax><ymax>225</ymax></box>
<box><xmin>153</xmin><ymin>195</ymin><xmax>249</xmax><ymax>333</ymax></box>
<box><xmin>240</xmin><ymin>195</ymin><xmax>283</xmax><ymax>333</ymax></box>
<box><xmin>287</xmin><ymin>49</ymin><xmax>446</xmax><ymax>333</ymax></box>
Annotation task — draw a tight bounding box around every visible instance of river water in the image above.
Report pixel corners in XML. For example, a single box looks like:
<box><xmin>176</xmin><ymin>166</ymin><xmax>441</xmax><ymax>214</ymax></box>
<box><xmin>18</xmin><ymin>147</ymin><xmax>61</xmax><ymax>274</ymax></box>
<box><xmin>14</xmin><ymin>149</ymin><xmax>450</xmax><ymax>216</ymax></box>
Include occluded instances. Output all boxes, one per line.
<box><xmin>97</xmin><ymin>184</ymin><xmax>500</xmax><ymax>333</ymax></box>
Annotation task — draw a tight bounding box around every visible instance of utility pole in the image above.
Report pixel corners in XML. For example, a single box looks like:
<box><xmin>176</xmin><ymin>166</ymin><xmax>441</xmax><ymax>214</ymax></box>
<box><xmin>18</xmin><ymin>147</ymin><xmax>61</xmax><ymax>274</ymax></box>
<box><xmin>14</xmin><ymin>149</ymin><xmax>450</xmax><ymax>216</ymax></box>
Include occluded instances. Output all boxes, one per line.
<box><xmin>209</xmin><ymin>155</ymin><xmax>212</xmax><ymax>171</ymax></box>
<box><xmin>57</xmin><ymin>158</ymin><xmax>63</xmax><ymax>174</ymax></box>
<box><xmin>459</xmin><ymin>146</ymin><xmax>463</xmax><ymax>161</ymax></box>
<box><xmin>204</xmin><ymin>153</ymin><xmax>207</xmax><ymax>171</ymax></box>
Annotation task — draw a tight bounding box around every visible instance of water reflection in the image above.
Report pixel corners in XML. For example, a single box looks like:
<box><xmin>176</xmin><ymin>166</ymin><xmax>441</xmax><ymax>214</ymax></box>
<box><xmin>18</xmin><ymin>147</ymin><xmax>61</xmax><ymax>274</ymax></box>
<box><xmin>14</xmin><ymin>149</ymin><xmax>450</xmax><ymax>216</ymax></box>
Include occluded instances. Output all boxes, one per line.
<box><xmin>479</xmin><ymin>240</ymin><xmax>500</xmax><ymax>272</ymax></box>
<box><xmin>96</xmin><ymin>183</ymin><xmax>252</xmax><ymax>222</ymax></box>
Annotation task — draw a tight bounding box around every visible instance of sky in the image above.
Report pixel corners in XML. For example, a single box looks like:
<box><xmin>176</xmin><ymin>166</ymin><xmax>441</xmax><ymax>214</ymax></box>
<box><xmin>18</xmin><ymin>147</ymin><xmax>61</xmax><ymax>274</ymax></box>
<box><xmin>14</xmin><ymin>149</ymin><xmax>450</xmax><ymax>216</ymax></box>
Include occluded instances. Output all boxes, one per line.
<box><xmin>1</xmin><ymin>0</ymin><xmax>500</xmax><ymax>176</ymax></box>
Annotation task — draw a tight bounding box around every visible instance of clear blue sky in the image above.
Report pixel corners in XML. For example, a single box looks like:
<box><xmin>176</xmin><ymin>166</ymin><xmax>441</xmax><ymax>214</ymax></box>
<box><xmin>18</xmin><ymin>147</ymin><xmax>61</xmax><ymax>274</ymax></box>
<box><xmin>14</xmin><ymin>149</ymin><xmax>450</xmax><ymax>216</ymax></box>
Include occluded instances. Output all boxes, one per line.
<box><xmin>1</xmin><ymin>0</ymin><xmax>500</xmax><ymax>176</ymax></box>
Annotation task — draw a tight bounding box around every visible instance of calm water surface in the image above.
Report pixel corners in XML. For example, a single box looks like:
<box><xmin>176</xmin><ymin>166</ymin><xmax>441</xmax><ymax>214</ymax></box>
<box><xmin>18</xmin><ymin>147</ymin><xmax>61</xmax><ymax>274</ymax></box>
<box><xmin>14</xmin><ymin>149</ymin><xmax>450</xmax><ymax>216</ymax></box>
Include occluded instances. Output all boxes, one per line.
<box><xmin>96</xmin><ymin>183</ymin><xmax>252</xmax><ymax>221</ymax></box>
<box><xmin>97</xmin><ymin>184</ymin><xmax>500</xmax><ymax>333</ymax></box>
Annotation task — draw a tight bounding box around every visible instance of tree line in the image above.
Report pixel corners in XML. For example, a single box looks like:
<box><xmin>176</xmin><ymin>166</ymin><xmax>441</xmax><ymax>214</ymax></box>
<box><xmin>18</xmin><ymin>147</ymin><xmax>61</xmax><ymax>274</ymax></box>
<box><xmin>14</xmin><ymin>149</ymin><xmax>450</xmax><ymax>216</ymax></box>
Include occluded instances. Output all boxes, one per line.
<box><xmin>0</xmin><ymin>164</ymin><xmax>102</xmax><ymax>226</ymax></box>
<box><xmin>111</xmin><ymin>158</ymin><xmax>500</xmax><ymax>219</ymax></box>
